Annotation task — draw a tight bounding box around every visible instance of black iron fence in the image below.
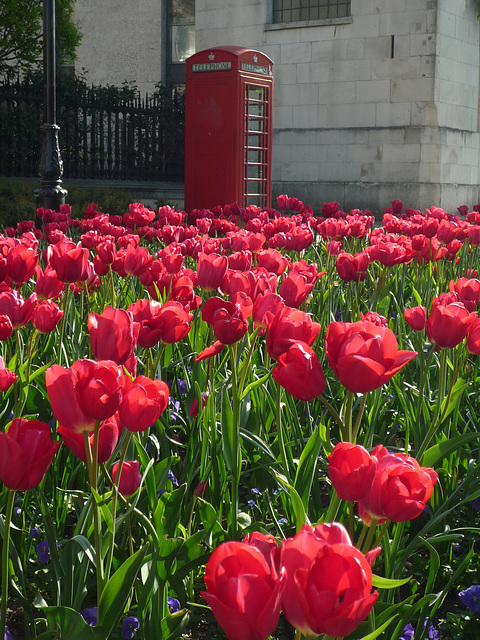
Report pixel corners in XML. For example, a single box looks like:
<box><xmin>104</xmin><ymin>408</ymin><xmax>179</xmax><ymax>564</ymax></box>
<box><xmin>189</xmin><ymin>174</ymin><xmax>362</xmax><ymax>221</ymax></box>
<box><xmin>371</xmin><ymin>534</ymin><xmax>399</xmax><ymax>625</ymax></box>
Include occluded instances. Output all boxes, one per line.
<box><xmin>0</xmin><ymin>73</ymin><xmax>185</xmax><ymax>182</ymax></box>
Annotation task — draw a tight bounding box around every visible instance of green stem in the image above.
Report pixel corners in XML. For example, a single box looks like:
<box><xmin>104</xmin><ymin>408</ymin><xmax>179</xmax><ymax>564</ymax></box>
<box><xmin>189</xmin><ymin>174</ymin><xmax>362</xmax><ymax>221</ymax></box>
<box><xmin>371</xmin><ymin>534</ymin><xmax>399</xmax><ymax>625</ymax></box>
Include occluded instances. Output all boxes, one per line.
<box><xmin>344</xmin><ymin>391</ymin><xmax>354</xmax><ymax>442</ymax></box>
<box><xmin>84</xmin><ymin>424</ymin><xmax>104</xmax><ymax>600</ymax></box>
<box><xmin>104</xmin><ymin>430</ymin><xmax>133</xmax><ymax>582</ymax></box>
<box><xmin>361</xmin><ymin>518</ymin><xmax>379</xmax><ymax>554</ymax></box>
<box><xmin>0</xmin><ymin>489</ymin><xmax>15</xmax><ymax>640</ymax></box>
<box><xmin>276</xmin><ymin>383</ymin><xmax>291</xmax><ymax>482</ymax></box>
<box><xmin>228</xmin><ymin>343</ymin><xmax>240</xmax><ymax>539</ymax></box>
<box><xmin>317</xmin><ymin>395</ymin><xmax>346</xmax><ymax>440</ymax></box>
<box><xmin>417</xmin><ymin>348</ymin><xmax>453</xmax><ymax>459</ymax></box>
<box><xmin>58</xmin><ymin>285</ymin><xmax>72</xmax><ymax>366</ymax></box>
<box><xmin>351</xmin><ymin>393</ymin><xmax>368</xmax><ymax>443</ymax></box>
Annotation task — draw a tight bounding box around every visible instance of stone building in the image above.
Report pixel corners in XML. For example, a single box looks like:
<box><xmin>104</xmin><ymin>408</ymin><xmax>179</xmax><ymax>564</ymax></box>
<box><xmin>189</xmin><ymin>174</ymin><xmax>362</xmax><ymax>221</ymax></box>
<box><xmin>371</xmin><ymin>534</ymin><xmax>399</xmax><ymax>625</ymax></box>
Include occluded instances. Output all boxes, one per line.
<box><xmin>73</xmin><ymin>1</ymin><xmax>480</xmax><ymax>214</ymax></box>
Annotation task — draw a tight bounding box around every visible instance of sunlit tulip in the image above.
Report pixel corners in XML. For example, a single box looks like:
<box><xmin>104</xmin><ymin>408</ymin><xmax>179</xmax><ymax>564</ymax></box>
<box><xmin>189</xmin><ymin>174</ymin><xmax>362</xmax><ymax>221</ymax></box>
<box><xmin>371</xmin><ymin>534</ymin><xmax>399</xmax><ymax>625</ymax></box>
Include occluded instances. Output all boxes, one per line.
<box><xmin>201</xmin><ymin>537</ymin><xmax>285</xmax><ymax>640</ymax></box>
<box><xmin>46</xmin><ymin>359</ymin><xmax>123</xmax><ymax>433</ymax></box>
<box><xmin>0</xmin><ymin>418</ymin><xmax>60</xmax><ymax>491</ymax></box>
<box><xmin>358</xmin><ymin>445</ymin><xmax>437</xmax><ymax>524</ymax></box>
<box><xmin>328</xmin><ymin>442</ymin><xmax>376</xmax><ymax>501</ymax></box>
<box><xmin>88</xmin><ymin>306</ymin><xmax>139</xmax><ymax>365</ymax></box>
<box><xmin>325</xmin><ymin>320</ymin><xmax>417</xmax><ymax>394</ymax></box>
<box><xmin>119</xmin><ymin>375</ymin><xmax>169</xmax><ymax>432</ymax></box>
<box><xmin>266</xmin><ymin>306</ymin><xmax>321</xmax><ymax>360</ymax></box>
<box><xmin>272</xmin><ymin>342</ymin><xmax>325</xmax><ymax>401</ymax></box>
<box><xmin>32</xmin><ymin>300</ymin><xmax>64</xmax><ymax>334</ymax></box>
<box><xmin>112</xmin><ymin>460</ymin><xmax>142</xmax><ymax>497</ymax></box>
<box><xmin>0</xmin><ymin>356</ymin><xmax>17</xmax><ymax>391</ymax></box>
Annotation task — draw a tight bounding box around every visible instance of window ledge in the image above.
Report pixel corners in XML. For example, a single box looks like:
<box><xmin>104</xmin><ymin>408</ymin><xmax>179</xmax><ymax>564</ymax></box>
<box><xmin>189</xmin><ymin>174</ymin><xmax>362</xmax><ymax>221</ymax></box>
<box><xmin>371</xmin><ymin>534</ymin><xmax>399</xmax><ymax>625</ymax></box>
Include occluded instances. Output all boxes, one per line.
<box><xmin>265</xmin><ymin>16</ymin><xmax>352</xmax><ymax>30</ymax></box>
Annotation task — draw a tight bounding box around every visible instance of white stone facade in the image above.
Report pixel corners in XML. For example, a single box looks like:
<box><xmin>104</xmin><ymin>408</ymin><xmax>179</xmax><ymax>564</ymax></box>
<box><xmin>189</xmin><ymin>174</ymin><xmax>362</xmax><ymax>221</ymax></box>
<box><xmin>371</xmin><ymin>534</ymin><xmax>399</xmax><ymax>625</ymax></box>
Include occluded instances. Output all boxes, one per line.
<box><xmin>74</xmin><ymin>0</ymin><xmax>480</xmax><ymax>214</ymax></box>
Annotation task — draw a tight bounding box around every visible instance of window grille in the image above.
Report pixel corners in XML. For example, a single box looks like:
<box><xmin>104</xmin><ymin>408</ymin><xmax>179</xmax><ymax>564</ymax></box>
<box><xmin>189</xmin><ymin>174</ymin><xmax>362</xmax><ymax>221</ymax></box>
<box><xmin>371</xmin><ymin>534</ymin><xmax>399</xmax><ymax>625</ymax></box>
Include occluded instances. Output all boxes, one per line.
<box><xmin>272</xmin><ymin>0</ymin><xmax>351</xmax><ymax>23</ymax></box>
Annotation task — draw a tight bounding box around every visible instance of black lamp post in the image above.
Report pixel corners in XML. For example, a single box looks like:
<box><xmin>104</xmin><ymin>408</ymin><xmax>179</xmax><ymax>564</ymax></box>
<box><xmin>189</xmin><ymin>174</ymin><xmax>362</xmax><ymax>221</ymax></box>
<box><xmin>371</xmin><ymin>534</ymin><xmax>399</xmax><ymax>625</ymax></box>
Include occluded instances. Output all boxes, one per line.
<box><xmin>34</xmin><ymin>0</ymin><xmax>67</xmax><ymax>211</ymax></box>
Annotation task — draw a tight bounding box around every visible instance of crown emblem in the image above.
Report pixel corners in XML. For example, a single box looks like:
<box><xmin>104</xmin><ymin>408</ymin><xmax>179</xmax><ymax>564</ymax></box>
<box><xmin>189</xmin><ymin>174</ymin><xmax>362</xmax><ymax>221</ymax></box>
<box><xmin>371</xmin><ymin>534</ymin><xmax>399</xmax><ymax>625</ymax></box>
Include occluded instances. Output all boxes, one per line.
<box><xmin>253</xmin><ymin>55</ymin><xmax>258</xmax><ymax>63</ymax></box>
<box><xmin>208</xmin><ymin>53</ymin><xmax>215</xmax><ymax>60</ymax></box>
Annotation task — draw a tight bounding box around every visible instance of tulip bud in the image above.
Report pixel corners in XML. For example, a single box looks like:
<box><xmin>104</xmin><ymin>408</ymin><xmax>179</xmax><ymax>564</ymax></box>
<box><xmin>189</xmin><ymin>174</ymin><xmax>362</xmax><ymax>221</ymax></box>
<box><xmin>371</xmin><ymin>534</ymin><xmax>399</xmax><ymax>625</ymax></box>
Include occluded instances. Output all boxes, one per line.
<box><xmin>193</xmin><ymin>480</ymin><xmax>206</xmax><ymax>498</ymax></box>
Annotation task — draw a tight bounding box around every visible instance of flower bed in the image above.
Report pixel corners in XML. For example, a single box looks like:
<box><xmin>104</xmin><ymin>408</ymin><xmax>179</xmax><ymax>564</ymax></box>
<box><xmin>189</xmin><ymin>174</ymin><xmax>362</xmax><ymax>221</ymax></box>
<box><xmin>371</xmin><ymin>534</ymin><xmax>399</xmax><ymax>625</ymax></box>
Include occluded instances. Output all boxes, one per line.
<box><xmin>0</xmin><ymin>196</ymin><xmax>479</xmax><ymax>639</ymax></box>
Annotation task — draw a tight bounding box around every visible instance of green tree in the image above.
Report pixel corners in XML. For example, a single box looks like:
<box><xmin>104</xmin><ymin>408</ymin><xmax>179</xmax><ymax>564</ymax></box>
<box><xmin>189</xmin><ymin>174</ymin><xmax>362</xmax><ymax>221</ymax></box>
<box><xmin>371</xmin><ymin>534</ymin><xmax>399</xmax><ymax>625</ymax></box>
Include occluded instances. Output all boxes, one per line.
<box><xmin>0</xmin><ymin>0</ymin><xmax>82</xmax><ymax>74</ymax></box>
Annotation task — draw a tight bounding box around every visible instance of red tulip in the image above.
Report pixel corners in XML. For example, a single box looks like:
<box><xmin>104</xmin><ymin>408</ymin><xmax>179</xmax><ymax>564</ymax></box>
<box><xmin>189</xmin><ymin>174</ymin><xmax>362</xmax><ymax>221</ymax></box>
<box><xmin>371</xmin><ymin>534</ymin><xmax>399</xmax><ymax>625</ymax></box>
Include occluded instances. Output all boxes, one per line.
<box><xmin>336</xmin><ymin>251</ymin><xmax>369</xmax><ymax>282</ymax></box>
<box><xmin>425</xmin><ymin>300</ymin><xmax>472</xmax><ymax>349</ymax></box>
<box><xmin>47</xmin><ymin>239</ymin><xmax>89</xmax><ymax>284</ymax></box>
<box><xmin>328</xmin><ymin>442</ymin><xmax>376</xmax><ymax>501</ymax></box>
<box><xmin>196</xmin><ymin>252</ymin><xmax>228</xmax><ymax>292</ymax></box>
<box><xmin>448</xmin><ymin>277</ymin><xmax>480</xmax><ymax>312</ymax></box>
<box><xmin>119</xmin><ymin>375</ymin><xmax>169</xmax><ymax>432</ymax></box>
<box><xmin>467</xmin><ymin>315</ymin><xmax>480</xmax><ymax>354</ymax></box>
<box><xmin>57</xmin><ymin>415</ymin><xmax>120</xmax><ymax>464</ymax></box>
<box><xmin>358</xmin><ymin>445</ymin><xmax>438</xmax><ymax>524</ymax></box>
<box><xmin>0</xmin><ymin>289</ymin><xmax>36</xmax><ymax>330</ymax></box>
<box><xmin>34</xmin><ymin>265</ymin><xmax>65</xmax><ymax>300</ymax></box>
<box><xmin>88</xmin><ymin>306</ymin><xmax>139</xmax><ymax>365</ymax></box>
<box><xmin>252</xmin><ymin>292</ymin><xmax>284</xmax><ymax>330</ymax></box>
<box><xmin>272</xmin><ymin>342</ymin><xmax>325</xmax><ymax>401</ymax></box>
<box><xmin>128</xmin><ymin>299</ymin><xmax>192</xmax><ymax>348</ymax></box>
<box><xmin>280</xmin><ymin>523</ymin><xmax>378</xmax><ymax>638</ymax></box>
<box><xmin>201</xmin><ymin>297</ymin><xmax>248</xmax><ymax>345</ymax></box>
<box><xmin>32</xmin><ymin>300</ymin><xmax>64</xmax><ymax>334</ymax></box>
<box><xmin>112</xmin><ymin>460</ymin><xmax>142</xmax><ymax>497</ymax></box>
<box><xmin>0</xmin><ymin>418</ymin><xmax>60</xmax><ymax>491</ymax></box>
<box><xmin>278</xmin><ymin>271</ymin><xmax>314</xmax><ymax>308</ymax></box>
<box><xmin>6</xmin><ymin>242</ymin><xmax>38</xmax><ymax>287</ymax></box>
<box><xmin>0</xmin><ymin>315</ymin><xmax>13</xmax><ymax>340</ymax></box>
<box><xmin>46</xmin><ymin>359</ymin><xmax>123</xmax><ymax>433</ymax></box>
<box><xmin>266</xmin><ymin>306</ymin><xmax>321</xmax><ymax>360</ymax></box>
<box><xmin>404</xmin><ymin>305</ymin><xmax>427</xmax><ymax>331</ymax></box>
<box><xmin>325</xmin><ymin>319</ymin><xmax>417</xmax><ymax>393</ymax></box>
<box><xmin>123</xmin><ymin>244</ymin><xmax>154</xmax><ymax>277</ymax></box>
<box><xmin>201</xmin><ymin>538</ymin><xmax>285</xmax><ymax>640</ymax></box>
<box><xmin>0</xmin><ymin>356</ymin><xmax>17</xmax><ymax>391</ymax></box>
<box><xmin>195</xmin><ymin>340</ymin><xmax>225</xmax><ymax>362</ymax></box>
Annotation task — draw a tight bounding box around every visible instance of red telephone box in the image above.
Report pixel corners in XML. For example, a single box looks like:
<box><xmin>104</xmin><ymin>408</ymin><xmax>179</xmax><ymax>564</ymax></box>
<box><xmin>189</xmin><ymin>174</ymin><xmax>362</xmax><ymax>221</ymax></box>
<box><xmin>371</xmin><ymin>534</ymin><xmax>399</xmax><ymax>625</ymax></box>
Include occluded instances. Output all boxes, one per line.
<box><xmin>184</xmin><ymin>46</ymin><xmax>273</xmax><ymax>212</ymax></box>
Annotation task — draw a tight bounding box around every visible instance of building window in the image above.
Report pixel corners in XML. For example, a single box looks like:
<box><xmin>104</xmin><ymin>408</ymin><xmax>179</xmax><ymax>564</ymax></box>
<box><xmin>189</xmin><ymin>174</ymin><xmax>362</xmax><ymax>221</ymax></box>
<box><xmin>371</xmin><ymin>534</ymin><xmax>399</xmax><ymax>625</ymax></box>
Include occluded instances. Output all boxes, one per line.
<box><xmin>272</xmin><ymin>0</ymin><xmax>350</xmax><ymax>23</ymax></box>
<box><xmin>167</xmin><ymin>0</ymin><xmax>195</xmax><ymax>83</ymax></box>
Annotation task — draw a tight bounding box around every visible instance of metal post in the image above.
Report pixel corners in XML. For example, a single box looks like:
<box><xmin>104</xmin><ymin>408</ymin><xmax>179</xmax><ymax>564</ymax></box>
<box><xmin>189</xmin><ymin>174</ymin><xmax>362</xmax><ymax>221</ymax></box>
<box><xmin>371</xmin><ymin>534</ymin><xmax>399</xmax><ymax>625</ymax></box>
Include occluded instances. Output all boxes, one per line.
<box><xmin>34</xmin><ymin>0</ymin><xmax>68</xmax><ymax>211</ymax></box>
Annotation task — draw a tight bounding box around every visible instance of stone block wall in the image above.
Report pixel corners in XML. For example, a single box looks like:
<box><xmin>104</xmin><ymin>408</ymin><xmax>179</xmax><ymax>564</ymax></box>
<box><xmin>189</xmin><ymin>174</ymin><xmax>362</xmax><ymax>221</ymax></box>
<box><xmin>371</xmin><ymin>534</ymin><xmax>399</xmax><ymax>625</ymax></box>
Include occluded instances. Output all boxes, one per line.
<box><xmin>196</xmin><ymin>0</ymin><xmax>480</xmax><ymax>214</ymax></box>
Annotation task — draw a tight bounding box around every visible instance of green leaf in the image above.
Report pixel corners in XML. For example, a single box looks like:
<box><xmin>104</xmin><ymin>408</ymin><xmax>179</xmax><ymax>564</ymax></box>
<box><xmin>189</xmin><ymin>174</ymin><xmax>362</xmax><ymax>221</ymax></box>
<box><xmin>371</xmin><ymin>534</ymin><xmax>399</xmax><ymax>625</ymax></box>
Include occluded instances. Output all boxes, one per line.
<box><xmin>371</xmin><ymin>574</ymin><xmax>411</xmax><ymax>589</ymax></box>
<box><xmin>95</xmin><ymin>544</ymin><xmax>149</xmax><ymax>639</ymax></box>
<box><xmin>350</xmin><ymin>614</ymin><xmax>399</xmax><ymax>640</ymax></box>
<box><xmin>42</xmin><ymin>606</ymin><xmax>96</xmax><ymax>640</ymax></box>
<box><xmin>272</xmin><ymin>469</ymin><xmax>307</xmax><ymax>532</ymax></box>
<box><xmin>294</xmin><ymin>424</ymin><xmax>322</xmax><ymax>511</ymax></box>
<box><xmin>422</xmin><ymin>432</ymin><xmax>480</xmax><ymax>467</ymax></box>
<box><xmin>221</xmin><ymin>389</ymin><xmax>235</xmax><ymax>473</ymax></box>
<box><xmin>240</xmin><ymin>370</ymin><xmax>271</xmax><ymax>401</ymax></box>
<box><xmin>160</xmin><ymin>609</ymin><xmax>191</xmax><ymax>640</ymax></box>
<box><xmin>439</xmin><ymin>378</ymin><xmax>468</xmax><ymax>424</ymax></box>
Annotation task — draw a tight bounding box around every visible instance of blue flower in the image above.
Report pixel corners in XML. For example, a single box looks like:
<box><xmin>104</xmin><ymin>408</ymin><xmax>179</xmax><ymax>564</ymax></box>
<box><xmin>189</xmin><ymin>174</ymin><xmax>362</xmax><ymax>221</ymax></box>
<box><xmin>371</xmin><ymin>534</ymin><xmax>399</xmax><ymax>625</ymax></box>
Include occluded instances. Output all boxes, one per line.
<box><xmin>81</xmin><ymin>606</ymin><xmax>97</xmax><ymax>626</ymax></box>
<box><xmin>168</xmin><ymin>397</ymin><xmax>181</xmax><ymax>424</ymax></box>
<box><xmin>399</xmin><ymin>623</ymin><xmax>414</xmax><ymax>640</ymax></box>
<box><xmin>14</xmin><ymin>507</ymin><xmax>22</xmax><ymax>517</ymax></box>
<box><xmin>177</xmin><ymin>379</ymin><xmax>188</xmax><ymax>395</ymax></box>
<box><xmin>168</xmin><ymin>470</ymin><xmax>179</xmax><ymax>486</ymax></box>
<box><xmin>247</xmin><ymin>499</ymin><xmax>256</xmax><ymax>508</ymax></box>
<box><xmin>122</xmin><ymin>615</ymin><xmax>140</xmax><ymax>639</ymax></box>
<box><xmin>459</xmin><ymin>584</ymin><xmax>480</xmax><ymax>612</ymax></box>
<box><xmin>468</xmin><ymin>494</ymin><xmax>480</xmax><ymax>511</ymax></box>
<box><xmin>30</xmin><ymin>526</ymin><xmax>41</xmax><ymax>539</ymax></box>
<box><xmin>422</xmin><ymin>619</ymin><xmax>439</xmax><ymax>640</ymax></box>
<box><xmin>5</xmin><ymin>627</ymin><xmax>13</xmax><ymax>640</ymax></box>
<box><xmin>36</xmin><ymin>540</ymin><xmax>50</xmax><ymax>563</ymax></box>
<box><xmin>278</xmin><ymin>517</ymin><xmax>288</xmax><ymax>525</ymax></box>
<box><xmin>167</xmin><ymin>597</ymin><xmax>181</xmax><ymax>613</ymax></box>
<box><xmin>251</xmin><ymin>488</ymin><xmax>262</xmax><ymax>497</ymax></box>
